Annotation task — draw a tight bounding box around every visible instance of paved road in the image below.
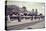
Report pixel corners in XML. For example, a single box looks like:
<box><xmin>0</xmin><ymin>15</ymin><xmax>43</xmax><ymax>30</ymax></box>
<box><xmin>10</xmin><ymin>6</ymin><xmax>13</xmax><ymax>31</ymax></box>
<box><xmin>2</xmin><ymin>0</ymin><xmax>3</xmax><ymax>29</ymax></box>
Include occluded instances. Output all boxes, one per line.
<box><xmin>7</xmin><ymin>19</ymin><xmax>44</xmax><ymax>30</ymax></box>
<box><xmin>21</xmin><ymin>21</ymin><xmax>45</xmax><ymax>30</ymax></box>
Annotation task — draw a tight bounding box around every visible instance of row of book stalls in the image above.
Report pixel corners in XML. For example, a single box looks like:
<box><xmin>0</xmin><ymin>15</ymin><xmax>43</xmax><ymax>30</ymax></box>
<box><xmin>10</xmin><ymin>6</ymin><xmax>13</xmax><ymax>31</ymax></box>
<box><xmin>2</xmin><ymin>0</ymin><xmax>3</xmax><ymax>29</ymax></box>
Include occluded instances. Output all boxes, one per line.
<box><xmin>5</xmin><ymin>12</ymin><xmax>45</xmax><ymax>22</ymax></box>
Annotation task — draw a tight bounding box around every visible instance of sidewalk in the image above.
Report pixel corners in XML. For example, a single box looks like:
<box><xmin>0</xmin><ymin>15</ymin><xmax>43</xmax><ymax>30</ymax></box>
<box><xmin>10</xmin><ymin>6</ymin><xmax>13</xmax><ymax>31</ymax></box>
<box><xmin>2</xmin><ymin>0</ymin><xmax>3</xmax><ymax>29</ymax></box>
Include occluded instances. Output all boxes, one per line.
<box><xmin>7</xmin><ymin>18</ymin><xmax>44</xmax><ymax>27</ymax></box>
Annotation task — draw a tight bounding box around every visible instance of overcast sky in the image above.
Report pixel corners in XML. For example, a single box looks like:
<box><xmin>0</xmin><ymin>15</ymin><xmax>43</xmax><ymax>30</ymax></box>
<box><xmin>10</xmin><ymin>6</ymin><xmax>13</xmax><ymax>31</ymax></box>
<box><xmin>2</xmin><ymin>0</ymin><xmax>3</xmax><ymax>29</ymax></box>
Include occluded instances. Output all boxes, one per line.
<box><xmin>7</xmin><ymin>1</ymin><xmax>45</xmax><ymax>15</ymax></box>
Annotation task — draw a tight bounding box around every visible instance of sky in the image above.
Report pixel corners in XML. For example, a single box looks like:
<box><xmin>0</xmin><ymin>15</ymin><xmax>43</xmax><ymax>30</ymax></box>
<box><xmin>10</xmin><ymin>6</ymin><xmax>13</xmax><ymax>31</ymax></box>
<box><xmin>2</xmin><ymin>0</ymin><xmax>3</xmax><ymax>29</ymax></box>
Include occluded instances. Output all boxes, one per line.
<box><xmin>7</xmin><ymin>1</ymin><xmax>45</xmax><ymax>15</ymax></box>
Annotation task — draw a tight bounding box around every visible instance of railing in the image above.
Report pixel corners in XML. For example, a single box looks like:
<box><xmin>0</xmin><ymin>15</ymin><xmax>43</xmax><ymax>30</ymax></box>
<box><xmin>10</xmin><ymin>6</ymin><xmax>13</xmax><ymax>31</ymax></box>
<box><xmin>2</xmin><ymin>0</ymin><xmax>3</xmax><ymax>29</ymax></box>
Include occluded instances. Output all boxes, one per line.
<box><xmin>5</xmin><ymin>15</ymin><xmax>45</xmax><ymax>22</ymax></box>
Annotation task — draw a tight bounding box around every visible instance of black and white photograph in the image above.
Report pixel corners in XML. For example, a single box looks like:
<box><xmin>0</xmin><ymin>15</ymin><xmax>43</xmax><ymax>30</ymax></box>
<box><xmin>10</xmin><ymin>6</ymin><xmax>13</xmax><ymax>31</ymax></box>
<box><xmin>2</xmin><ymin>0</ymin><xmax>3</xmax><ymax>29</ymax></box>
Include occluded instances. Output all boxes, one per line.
<box><xmin>5</xmin><ymin>0</ymin><xmax>45</xmax><ymax>30</ymax></box>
